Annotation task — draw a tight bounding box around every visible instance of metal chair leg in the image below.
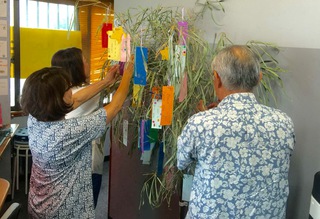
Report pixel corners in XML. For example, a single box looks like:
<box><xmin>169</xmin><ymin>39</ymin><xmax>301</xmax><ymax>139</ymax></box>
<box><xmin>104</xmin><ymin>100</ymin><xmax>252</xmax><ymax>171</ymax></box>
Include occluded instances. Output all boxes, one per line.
<box><xmin>16</xmin><ymin>148</ymin><xmax>19</xmax><ymax>190</ymax></box>
<box><xmin>11</xmin><ymin>153</ymin><xmax>16</xmax><ymax>199</ymax></box>
<box><xmin>25</xmin><ymin>149</ymin><xmax>28</xmax><ymax>194</ymax></box>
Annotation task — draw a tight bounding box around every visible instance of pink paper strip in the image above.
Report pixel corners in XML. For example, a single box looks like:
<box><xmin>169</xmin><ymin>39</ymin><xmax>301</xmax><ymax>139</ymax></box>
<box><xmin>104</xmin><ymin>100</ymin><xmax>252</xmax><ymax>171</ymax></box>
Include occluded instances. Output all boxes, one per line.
<box><xmin>179</xmin><ymin>72</ymin><xmax>188</xmax><ymax>102</ymax></box>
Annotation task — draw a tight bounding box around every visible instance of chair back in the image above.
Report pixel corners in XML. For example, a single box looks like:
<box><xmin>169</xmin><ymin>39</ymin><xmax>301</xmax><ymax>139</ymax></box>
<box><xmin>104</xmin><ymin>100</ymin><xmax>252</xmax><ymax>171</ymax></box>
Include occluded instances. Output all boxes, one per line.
<box><xmin>0</xmin><ymin>203</ymin><xmax>21</xmax><ymax>219</ymax></box>
<box><xmin>309</xmin><ymin>171</ymin><xmax>320</xmax><ymax>219</ymax></box>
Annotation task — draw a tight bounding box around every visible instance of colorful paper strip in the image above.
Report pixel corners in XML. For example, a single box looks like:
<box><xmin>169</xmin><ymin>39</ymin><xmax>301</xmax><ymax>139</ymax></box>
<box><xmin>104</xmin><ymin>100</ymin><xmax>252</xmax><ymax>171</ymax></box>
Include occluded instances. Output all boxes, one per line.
<box><xmin>157</xmin><ymin>142</ymin><xmax>164</xmax><ymax>176</ymax></box>
<box><xmin>179</xmin><ymin>72</ymin><xmax>188</xmax><ymax>102</ymax></box>
<box><xmin>160</xmin><ymin>86</ymin><xmax>174</xmax><ymax>126</ymax></box>
<box><xmin>178</xmin><ymin>21</ymin><xmax>188</xmax><ymax>45</ymax></box>
<box><xmin>151</xmin><ymin>98</ymin><xmax>162</xmax><ymax>129</ymax></box>
<box><xmin>107</xmin><ymin>30</ymin><xmax>121</xmax><ymax>61</ymax></box>
<box><xmin>101</xmin><ymin>23</ymin><xmax>112</xmax><ymax>48</ymax></box>
<box><xmin>132</xmin><ymin>84</ymin><xmax>144</xmax><ymax>107</ymax></box>
<box><xmin>123</xmin><ymin>119</ymin><xmax>128</xmax><ymax>146</ymax></box>
<box><xmin>120</xmin><ymin>34</ymin><xmax>131</xmax><ymax>62</ymax></box>
<box><xmin>134</xmin><ymin>47</ymin><xmax>148</xmax><ymax>86</ymax></box>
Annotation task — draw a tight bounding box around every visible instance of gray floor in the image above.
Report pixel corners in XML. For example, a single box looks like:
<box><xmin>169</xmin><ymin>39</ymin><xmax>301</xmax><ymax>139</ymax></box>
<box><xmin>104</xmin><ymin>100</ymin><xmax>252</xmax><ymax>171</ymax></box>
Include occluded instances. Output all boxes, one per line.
<box><xmin>0</xmin><ymin>160</ymin><xmax>110</xmax><ymax>218</ymax></box>
<box><xmin>95</xmin><ymin>161</ymin><xmax>109</xmax><ymax>219</ymax></box>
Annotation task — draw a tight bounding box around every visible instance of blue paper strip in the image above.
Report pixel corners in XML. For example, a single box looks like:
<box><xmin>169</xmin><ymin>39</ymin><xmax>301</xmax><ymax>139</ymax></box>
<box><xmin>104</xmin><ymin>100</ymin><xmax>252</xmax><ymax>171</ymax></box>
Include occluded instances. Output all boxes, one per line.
<box><xmin>157</xmin><ymin>142</ymin><xmax>164</xmax><ymax>176</ymax></box>
<box><xmin>140</xmin><ymin>119</ymin><xmax>152</xmax><ymax>151</ymax></box>
<box><xmin>143</xmin><ymin>119</ymin><xmax>151</xmax><ymax>151</ymax></box>
<box><xmin>140</xmin><ymin>119</ymin><xmax>145</xmax><ymax>152</ymax></box>
<box><xmin>134</xmin><ymin>47</ymin><xmax>148</xmax><ymax>85</ymax></box>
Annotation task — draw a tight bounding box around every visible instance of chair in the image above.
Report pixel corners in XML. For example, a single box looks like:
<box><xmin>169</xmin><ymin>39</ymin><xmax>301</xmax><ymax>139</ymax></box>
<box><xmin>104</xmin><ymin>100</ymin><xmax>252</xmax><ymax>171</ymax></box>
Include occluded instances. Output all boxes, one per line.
<box><xmin>11</xmin><ymin>128</ymin><xmax>31</xmax><ymax>198</ymax></box>
<box><xmin>0</xmin><ymin>203</ymin><xmax>21</xmax><ymax>219</ymax></box>
<box><xmin>309</xmin><ymin>171</ymin><xmax>320</xmax><ymax>219</ymax></box>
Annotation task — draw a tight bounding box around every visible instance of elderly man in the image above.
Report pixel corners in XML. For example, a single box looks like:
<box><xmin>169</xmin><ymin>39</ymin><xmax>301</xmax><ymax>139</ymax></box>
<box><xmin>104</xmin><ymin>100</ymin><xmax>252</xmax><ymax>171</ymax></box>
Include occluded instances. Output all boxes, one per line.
<box><xmin>177</xmin><ymin>45</ymin><xmax>295</xmax><ymax>218</ymax></box>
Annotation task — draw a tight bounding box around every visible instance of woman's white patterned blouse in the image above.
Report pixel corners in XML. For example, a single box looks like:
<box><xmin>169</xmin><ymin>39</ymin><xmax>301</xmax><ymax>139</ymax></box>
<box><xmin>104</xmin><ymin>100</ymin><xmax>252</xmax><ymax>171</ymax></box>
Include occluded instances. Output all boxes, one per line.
<box><xmin>27</xmin><ymin>108</ymin><xmax>107</xmax><ymax>219</ymax></box>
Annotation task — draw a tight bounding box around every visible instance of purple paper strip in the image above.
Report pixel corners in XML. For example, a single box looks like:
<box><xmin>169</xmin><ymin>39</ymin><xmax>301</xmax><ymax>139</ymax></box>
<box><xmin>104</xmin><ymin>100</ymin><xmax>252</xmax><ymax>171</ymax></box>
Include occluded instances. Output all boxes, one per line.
<box><xmin>119</xmin><ymin>61</ymin><xmax>125</xmax><ymax>75</ymax></box>
<box><xmin>178</xmin><ymin>21</ymin><xmax>188</xmax><ymax>45</ymax></box>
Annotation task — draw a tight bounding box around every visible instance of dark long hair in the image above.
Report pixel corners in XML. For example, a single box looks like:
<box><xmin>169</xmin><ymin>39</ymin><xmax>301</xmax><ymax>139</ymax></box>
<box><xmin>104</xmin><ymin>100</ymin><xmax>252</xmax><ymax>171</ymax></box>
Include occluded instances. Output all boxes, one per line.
<box><xmin>51</xmin><ymin>47</ymin><xmax>87</xmax><ymax>87</ymax></box>
<box><xmin>20</xmin><ymin>67</ymin><xmax>73</xmax><ymax>121</ymax></box>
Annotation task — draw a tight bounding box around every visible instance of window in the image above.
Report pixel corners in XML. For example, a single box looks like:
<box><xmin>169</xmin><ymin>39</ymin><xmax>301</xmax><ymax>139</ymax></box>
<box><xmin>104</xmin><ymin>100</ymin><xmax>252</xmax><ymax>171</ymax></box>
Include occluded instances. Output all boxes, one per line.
<box><xmin>19</xmin><ymin>0</ymin><xmax>74</xmax><ymax>30</ymax></box>
<box><xmin>10</xmin><ymin>0</ymin><xmax>76</xmax><ymax>108</ymax></box>
<box><xmin>10</xmin><ymin>0</ymin><xmax>114</xmax><ymax>110</ymax></box>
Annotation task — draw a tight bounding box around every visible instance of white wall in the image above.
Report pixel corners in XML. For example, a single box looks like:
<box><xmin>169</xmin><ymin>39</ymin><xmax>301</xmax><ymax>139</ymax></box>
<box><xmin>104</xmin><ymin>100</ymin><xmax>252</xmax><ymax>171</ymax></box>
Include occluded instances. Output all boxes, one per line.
<box><xmin>115</xmin><ymin>1</ymin><xmax>320</xmax><ymax>218</ymax></box>
<box><xmin>116</xmin><ymin>0</ymin><xmax>320</xmax><ymax>49</ymax></box>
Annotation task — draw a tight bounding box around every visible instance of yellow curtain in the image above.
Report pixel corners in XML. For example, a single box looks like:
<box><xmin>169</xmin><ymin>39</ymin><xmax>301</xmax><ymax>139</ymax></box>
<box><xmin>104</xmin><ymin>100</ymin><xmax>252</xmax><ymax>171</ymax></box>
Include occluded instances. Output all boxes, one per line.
<box><xmin>11</xmin><ymin>27</ymin><xmax>82</xmax><ymax>78</ymax></box>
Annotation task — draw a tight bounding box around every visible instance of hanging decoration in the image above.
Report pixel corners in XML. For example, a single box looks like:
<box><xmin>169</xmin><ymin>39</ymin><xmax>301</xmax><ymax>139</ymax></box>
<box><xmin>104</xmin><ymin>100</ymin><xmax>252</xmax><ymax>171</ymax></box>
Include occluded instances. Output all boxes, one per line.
<box><xmin>100</xmin><ymin>5</ymin><xmax>113</xmax><ymax>48</ymax></box>
<box><xmin>82</xmin><ymin>1</ymin><xmax>287</xmax><ymax>209</ymax></box>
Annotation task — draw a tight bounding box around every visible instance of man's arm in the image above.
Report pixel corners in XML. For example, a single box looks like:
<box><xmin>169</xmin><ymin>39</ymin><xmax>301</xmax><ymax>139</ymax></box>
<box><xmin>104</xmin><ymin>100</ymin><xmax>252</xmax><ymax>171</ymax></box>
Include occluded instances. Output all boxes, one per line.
<box><xmin>177</xmin><ymin>123</ymin><xmax>196</xmax><ymax>170</ymax></box>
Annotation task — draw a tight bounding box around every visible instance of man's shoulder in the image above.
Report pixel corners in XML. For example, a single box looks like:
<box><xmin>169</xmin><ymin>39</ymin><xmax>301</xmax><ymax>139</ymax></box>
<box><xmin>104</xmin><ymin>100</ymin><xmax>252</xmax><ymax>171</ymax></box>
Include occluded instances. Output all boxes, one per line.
<box><xmin>187</xmin><ymin>109</ymin><xmax>221</xmax><ymax>125</ymax></box>
<box><xmin>259</xmin><ymin>104</ymin><xmax>294</xmax><ymax>126</ymax></box>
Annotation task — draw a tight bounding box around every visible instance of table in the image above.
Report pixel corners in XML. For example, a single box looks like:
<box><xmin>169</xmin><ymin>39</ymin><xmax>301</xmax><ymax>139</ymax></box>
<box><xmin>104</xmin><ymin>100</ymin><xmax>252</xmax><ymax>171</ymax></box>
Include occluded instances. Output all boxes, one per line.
<box><xmin>0</xmin><ymin>124</ymin><xmax>19</xmax><ymax>204</ymax></box>
<box><xmin>0</xmin><ymin>124</ymin><xmax>19</xmax><ymax>157</ymax></box>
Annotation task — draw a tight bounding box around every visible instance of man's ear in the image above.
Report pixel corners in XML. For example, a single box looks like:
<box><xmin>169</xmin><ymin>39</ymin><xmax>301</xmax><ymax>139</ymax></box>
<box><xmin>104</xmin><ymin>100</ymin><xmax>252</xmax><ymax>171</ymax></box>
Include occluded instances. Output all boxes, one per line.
<box><xmin>214</xmin><ymin>71</ymin><xmax>222</xmax><ymax>88</ymax></box>
<box><xmin>259</xmin><ymin>72</ymin><xmax>263</xmax><ymax>81</ymax></box>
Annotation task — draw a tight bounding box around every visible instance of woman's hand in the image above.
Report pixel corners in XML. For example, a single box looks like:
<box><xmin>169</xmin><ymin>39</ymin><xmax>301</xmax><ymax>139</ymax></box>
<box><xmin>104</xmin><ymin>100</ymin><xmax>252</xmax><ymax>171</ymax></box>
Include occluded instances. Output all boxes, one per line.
<box><xmin>104</xmin><ymin>64</ymin><xmax>120</xmax><ymax>86</ymax></box>
<box><xmin>124</xmin><ymin>55</ymin><xmax>134</xmax><ymax>77</ymax></box>
<box><xmin>103</xmin><ymin>55</ymin><xmax>135</xmax><ymax>124</ymax></box>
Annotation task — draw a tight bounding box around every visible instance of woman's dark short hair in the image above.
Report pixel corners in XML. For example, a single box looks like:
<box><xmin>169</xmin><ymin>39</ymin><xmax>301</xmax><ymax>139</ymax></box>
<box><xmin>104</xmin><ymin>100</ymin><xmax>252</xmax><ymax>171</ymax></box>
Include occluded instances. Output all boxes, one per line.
<box><xmin>51</xmin><ymin>47</ymin><xmax>86</xmax><ymax>87</ymax></box>
<box><xmin>20</xmin><ymin>67</ymin><xmax>73</xmax><ymax>121</ymax></box>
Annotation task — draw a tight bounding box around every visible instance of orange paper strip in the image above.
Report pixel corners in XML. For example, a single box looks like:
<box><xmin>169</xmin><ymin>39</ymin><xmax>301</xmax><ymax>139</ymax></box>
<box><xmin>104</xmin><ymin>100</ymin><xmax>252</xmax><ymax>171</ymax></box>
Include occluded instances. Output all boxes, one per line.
<box><xmin>152</xmin><ymin>86</ymin><xmax>161</xmax><ymax>100</ymax></box>
<box><xmin>160</xmin><ymin>86</ymin><xmax>174</xmax><ymax>126</ymax></box>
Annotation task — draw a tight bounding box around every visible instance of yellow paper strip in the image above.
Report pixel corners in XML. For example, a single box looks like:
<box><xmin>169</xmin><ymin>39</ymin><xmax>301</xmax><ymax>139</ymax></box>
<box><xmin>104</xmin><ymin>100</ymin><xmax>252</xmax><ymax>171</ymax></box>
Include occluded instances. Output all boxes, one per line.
<box><xmin>107</xmin><ymin>30</ymin><xmax>121</xmax><ymax>61</ymax></box>
<box><xmin>132</xmin><ymin>84</ymin><xmax>144</xmax><ymax>107</ymax></box>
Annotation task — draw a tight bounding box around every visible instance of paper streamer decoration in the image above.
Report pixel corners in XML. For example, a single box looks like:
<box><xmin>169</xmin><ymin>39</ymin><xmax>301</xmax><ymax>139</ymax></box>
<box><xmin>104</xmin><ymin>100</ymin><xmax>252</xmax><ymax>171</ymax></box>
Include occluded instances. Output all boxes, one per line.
<box><xmin>160</xmin><ymin>47</ymin><xmax>169</xmax><ymax>60</ymax></box>
<box><xmin>157</xmin><ymin>142</ymin><xmax>164</xmax><ymax>176</ymax></box>
<box><xmin>139</xmin><ymin>119</ymin><xmax>159</xmax><ymax>158</ymax></box>
<box><xmin>152</xmin><ymin>86</ymin><xmax>161</xmax><ymax>99</ymax></box>
<box><xmin>107</xmin><ymin>30</ymin><xmax>121</xmax><ymax>61</ymax></box>
<box><xmin>134</xmin><ymin>47</ymin><xmax>148</xmax><ymax>86</ymax></box>
<box><xmin>174</xmin><ymin>45</ymin><xmax>186</xmax><ymax>78</ymax></box>
<box><xmin>179</xmin><ymin>72</ymin><xmax>188</xmax><ymax>102</ymax></box>
<box><xmin>151</xmin><ymin>87</ymin><xmax>162</xmax><ymax>129</ymax></box>
<box><xmin>178</xmin><ymin>21</ymin><xmax>188</xmax><ymax>45</ymax></box>
<box><xmin>123</xmin><ymin>119</ymin><xmax>128</xmax><ymax>146</ymax></box>
<box><xmin>120</xmin><ymin>34</ymin><xmax>131</xmax><ymax>62</ymax></box>
<box><xmin>110</xmin><ymin>26</ymin><xmax>124</xmax><ymax>42</ymax></box>
<box><xmin>174</xmin><ymin>45</ymin><xmax>186</xmax><ymax>97</ymax></box>
<box><xmin>160</xmin><ymin>86</ymin><xmax>174</xmax><ymax>126</ymax></box>
<box><xmin>182</xmin><ymin>174</ymin><xmax>193</xmax><ymax>201</ymax></box>
<box><xmin>140</xmin><ymin>119</ymin><xmax>150</xmax><ymax>152</ymax></box>
<box><xmin>140</xmin><ymin>119</ymin><xmax>156</xmax><ymax>152</ymax></box>
<box><xmin>107</xmin><ymin>27</ymin><xmax>126</xmax><ymax>61</ymax></box>
<box><xmin>151</xmin><ymin>98</ymin><xmax>162</xmax><ymax>129</ymax></box>
<box><xmin>141</xmin><ymin>142</ymin><xmax>155</xmax><ymax>165</ymax></box>
<box><xmin>101</xmin><ymin>23</ymin><xmax>112</xmax><ymax>48</ymax></box>
<box><xmin>149</xmin><ymin>127</ymin><xmax>159</xmax><ymax>143</ymax></box>
<box><xmin>119</xmin><ymin>61</ymin><xmax>125</xmax><ymax>76</ymax></box>
<box><xmin>132</xmin><ymin>84</ymin><xmax>144</xmax><ymax>107</ymax></box>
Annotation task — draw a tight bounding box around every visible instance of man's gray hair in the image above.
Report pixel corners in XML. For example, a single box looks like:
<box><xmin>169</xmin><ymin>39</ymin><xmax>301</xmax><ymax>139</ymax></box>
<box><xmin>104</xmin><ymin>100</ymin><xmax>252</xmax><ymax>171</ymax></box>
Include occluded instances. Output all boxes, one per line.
<box><xmin>211</xmin><ymin>45</ymin><xmax>261</xmax><ymax>91</ymax></box>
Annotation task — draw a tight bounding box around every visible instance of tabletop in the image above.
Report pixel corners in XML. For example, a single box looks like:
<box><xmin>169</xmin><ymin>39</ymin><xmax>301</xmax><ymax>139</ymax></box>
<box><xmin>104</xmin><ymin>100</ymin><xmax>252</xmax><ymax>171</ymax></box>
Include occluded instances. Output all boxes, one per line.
<box><xmin>0</xmin><ymin>178</ymin><xmax>10</xmax><ymax>211</ymax></box>
<box><xmin>0</xmin><ymin>124</ymin><xmax>19</xmax><ymax>158</ymax></box>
